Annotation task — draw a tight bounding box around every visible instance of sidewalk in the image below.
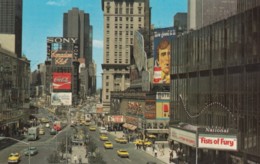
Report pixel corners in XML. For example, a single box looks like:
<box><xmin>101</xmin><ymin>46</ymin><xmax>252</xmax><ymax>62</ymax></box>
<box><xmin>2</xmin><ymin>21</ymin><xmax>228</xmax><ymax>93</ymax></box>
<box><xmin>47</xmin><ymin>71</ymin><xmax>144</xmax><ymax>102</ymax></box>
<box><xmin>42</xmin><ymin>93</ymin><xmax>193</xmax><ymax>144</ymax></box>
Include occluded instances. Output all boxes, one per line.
<box><xmin>70</xmin><ymin>145</ymin><xmax>88</xmax><ymax>164</ymax></box>
<box><xmin>109</xmin><ymin>131</ymin><xmax>177</xmax><ymax>164</ymax></box>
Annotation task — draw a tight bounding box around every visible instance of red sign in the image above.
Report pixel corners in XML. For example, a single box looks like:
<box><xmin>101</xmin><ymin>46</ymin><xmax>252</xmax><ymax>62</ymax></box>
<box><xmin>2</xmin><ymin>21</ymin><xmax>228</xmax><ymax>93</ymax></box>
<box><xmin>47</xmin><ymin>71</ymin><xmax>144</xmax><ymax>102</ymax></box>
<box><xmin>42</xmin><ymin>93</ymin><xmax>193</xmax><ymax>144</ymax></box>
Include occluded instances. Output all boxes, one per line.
<box><xmin>52</xmin><ymin>72</ymin><xmax>71</xmax><ymax>90</ymax></box>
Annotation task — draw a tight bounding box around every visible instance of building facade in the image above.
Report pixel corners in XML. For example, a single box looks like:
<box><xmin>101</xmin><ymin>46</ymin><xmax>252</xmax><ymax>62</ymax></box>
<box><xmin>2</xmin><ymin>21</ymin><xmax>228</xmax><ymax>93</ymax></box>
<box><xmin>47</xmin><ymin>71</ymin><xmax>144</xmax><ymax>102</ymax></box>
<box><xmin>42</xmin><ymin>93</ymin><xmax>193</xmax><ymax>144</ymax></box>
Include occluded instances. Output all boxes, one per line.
<box><xmin>187</xmin><ymin>0</ymin><xmax>237</xmax><ymax>30</ymax></box>
<box><xmin>63</xmin><ymin>8</ymin><xmax>95</xmax><ymax>96</ymax></box>
<box><xmin>170</xmin><ymin>5</ymin><xmax>260</xmax><ymax>163</ymax></box>
<box><xmin>101</xmin><ymin>0</ymin><xmax>151</xmax><ymax>113</ymax></box>
<box><xmin>0</xmin><ymin>0</ymin><xmax>22</xmax><ymax>58</ymax></box>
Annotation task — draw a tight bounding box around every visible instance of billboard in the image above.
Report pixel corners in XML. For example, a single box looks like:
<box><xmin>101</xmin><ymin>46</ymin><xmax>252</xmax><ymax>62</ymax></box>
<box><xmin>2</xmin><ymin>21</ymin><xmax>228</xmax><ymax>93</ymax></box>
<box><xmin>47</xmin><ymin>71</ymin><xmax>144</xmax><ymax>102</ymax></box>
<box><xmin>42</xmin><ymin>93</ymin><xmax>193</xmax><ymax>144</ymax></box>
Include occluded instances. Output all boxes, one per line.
<box><xmin>169</xmin><ymin>127</ymin><xmax>197</xmax><ymax>147</ymax></box>
<box><xmin>144</xmin><ymin>100</ymin><xmax>156</xmax><ymax>119</ymax></box>
<box><xmin>47</xmin><ymin>37</ymin><xmax>79</xmax><ymax>59</ymax></box>
<box><xmin>51</xmin><ymin>50</ymin><xmax>72</xmax><ymax>67</ymax></box>
<box><xmin>52</xmin><ymin>72</ymin><xmax>71</xmax><ymax>90</ymax></box>
<box><xmin>153</xmin><ymin>27</ymin><xmax>176</xmax><ymax>84</ymax></box>
<box><xmin>198</xmin><ymin>135</ymin><xmax>238</xmax><ymax>151</ymax></box>
<box><xmin>51</xmin><ymin>92</ymin><xmax>72</xmax><ymax>106</ymax></box>
<box><xmin>156</xmin><ymin>92</ymin><xmax>170</xmax><ymax>120</ymax></box>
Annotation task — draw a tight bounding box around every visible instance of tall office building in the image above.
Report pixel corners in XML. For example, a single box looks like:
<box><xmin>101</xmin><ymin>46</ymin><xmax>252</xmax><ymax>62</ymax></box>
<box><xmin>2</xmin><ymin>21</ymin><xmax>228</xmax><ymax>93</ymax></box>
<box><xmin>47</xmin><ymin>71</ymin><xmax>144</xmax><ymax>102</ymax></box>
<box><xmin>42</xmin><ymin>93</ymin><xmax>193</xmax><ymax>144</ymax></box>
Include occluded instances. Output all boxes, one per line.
<box><xmin>0</xmin><ymin>0</ymin><xmax>22</xmax><ymax>58</ymax></box>
<box><xmin>187</xmin><ymin>0</ymin><xmax>237</xmax><ymax>30</ymax></box>
<box><xmin>63</xmin><ymin>8</ymin><xmax>92</xmax><ymax>63</ymax></box>
<box><xmin>63</xmin><ymin>8</ymin><xmax>95</xmax><ymax>97</ymax></box>
<box><xmin>237</xmin><ymin>0</ymin><xmax>260</xmax><ymax>12</ymax></box>
<box><xmin>101</xmin><ymin>0</ymin><xmax>151</xmax><ymax>112</ymax></box>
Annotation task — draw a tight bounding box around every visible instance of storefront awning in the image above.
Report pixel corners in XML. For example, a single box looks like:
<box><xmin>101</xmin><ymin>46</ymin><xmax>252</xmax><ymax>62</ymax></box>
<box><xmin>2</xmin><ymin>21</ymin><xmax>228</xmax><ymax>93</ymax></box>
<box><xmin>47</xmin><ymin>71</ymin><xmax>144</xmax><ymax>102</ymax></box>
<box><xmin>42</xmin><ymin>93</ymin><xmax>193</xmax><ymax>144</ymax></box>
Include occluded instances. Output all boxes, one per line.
<box><xmin>123</xmin><ymin>123</ymin><xmax>137</xmax><ymax>131</ymax></box>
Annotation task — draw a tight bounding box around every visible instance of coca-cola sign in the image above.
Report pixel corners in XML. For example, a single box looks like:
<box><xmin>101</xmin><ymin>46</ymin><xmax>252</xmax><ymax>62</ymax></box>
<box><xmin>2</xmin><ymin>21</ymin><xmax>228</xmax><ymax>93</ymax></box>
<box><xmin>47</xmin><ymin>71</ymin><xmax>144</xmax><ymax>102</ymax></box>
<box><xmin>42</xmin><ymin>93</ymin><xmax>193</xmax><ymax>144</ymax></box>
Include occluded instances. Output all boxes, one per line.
<box><xmin>52</xmin><ymin>72</ymin><xmax>71</xmax><ymax>90</ymax></box>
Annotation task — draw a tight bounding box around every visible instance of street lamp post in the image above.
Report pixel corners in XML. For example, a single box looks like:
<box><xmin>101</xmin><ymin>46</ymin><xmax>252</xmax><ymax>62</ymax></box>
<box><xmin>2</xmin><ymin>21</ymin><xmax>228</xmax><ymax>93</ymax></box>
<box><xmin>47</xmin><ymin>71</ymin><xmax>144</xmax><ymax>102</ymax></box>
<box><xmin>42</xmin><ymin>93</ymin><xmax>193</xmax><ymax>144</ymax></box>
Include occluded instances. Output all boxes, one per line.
<box><xmin>0</xmin><ymin>137</ymin><xmax>31</xmax><ymax>164</ymax></box>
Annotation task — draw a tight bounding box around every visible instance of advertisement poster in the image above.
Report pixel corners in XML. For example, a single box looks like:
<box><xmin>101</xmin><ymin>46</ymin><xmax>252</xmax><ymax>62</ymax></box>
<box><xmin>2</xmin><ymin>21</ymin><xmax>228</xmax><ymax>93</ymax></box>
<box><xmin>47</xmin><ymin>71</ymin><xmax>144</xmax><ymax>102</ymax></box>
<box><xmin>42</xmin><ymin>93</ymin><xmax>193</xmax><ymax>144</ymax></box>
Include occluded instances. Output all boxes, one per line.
<box><xmin>52</xmin><ymin>72</ymin><xmax>71</xmax><ymax>90</ymax></box>
<box><xmin>156</xmin><ymin>92</ymin><xmax>170</xmax><ymax>119</ymax></box>
<box><xmin>153</xmin><ymin>27</ymin><xmax>175</xmax><ymax>84</ymax></box>
<box><xmin>51</xmin><ymin>92</ymin><xmax>72</xmax><ymax>106</ymax></box>
<box><xmin>51</xmin><ymin>50</ymin><xmax>72</xmax><ymax>67</ymax></box>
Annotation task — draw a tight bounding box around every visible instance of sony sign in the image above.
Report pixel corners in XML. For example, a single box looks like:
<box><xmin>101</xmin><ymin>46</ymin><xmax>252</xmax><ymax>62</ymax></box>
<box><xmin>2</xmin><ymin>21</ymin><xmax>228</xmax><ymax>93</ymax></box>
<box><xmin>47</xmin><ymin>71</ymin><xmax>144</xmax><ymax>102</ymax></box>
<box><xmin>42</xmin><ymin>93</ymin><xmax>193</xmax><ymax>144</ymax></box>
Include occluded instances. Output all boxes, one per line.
<box><xmin>47</xmin><ymin>37</ymin><xmax>78</xmax><ymax>44</ymax></box>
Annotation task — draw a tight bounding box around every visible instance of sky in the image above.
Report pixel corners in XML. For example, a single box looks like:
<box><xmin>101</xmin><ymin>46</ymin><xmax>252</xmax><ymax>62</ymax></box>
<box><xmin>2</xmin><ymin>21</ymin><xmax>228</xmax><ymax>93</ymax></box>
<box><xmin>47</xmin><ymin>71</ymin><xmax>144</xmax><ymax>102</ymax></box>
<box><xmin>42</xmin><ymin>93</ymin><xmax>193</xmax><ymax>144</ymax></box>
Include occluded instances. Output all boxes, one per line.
<box><xmin>22</xmin><ymin>0</ymin><xmax>187</xmax><ymax>89</ymax></box>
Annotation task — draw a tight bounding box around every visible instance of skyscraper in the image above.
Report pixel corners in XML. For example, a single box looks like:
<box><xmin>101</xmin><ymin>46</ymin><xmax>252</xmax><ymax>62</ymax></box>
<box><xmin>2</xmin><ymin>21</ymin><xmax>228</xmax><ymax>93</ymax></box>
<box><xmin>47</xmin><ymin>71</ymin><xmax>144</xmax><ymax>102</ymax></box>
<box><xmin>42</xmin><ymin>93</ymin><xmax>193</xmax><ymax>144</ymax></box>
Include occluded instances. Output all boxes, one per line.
<box><xmin>101</xmin><ymin>0</ymin><xmax>151</xmax><ymax>112</ymax></box>
<box><xmin>63</xmin><ymin>8</ymin><xmax>95</xmax><ymax>96</ymax></box>
<box><xmin>63</xmin><ymin>8</ymin><xmax>92</xmax><ymax>63</ymax></box>
<box><xmin>0</xmin><ymin>0</ymin><xmax>22</xmax><ymax>58</ymax></box>
<box><xmin>187</xmin><ymin>0</ymin><xmax>237</xmax><ymax>30</ymax></box>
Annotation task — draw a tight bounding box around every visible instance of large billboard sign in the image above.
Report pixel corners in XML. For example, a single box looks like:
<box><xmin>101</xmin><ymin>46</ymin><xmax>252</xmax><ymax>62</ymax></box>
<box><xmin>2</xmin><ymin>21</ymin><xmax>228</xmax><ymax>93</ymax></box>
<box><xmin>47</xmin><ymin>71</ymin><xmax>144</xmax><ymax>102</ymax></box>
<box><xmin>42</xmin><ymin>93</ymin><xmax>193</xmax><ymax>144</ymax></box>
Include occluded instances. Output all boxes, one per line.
<box><xmin>156</xmin><ymin>92</ymin><xmax>170</xmax><ymax>120</ymax></box>
<box><xmin>47</xmin><ymin>37</ymin><xmax>78</xmax><ymax>44</ymax></box>
<box><xmin>52</xmin><ymin>72</ymin><xmax>71</xmax><ymax>90</ymax></box>
<box><xmin>47</xmin><ymin>37</ymin><xmax>79</xmax><ymax>58</ymax></box>
<box><xmin>144</xmin><ymin>100</ymin><xmax>156</xmax><ymax>119</ymax></box>
<box><xmin>169</xmin><ymin>127</ymin><xmax>197</xmax><ymax>147</ymax></box>
<box><xmin>153</xmin><ymin>27</ymin><xmax>175</xmax><ymax>84</ymax></box>
<box><xmin>198</xmin><ymin>127</ymin><xmax>238</xmax><ymax>151</ymax></box>
<box><xmin>198</xmin><ymin>135</ymin><xmax>238</xmax><ymax>150</ymax></box>
<box><xmin>51</xmin><ymin>92</ymin><xmax>72</xmax><ymax>106</ymax></box>
<box><xmin>51</xmin><ymin>50</ymin><xmax>72</xmax><ymax>67</ymax></box>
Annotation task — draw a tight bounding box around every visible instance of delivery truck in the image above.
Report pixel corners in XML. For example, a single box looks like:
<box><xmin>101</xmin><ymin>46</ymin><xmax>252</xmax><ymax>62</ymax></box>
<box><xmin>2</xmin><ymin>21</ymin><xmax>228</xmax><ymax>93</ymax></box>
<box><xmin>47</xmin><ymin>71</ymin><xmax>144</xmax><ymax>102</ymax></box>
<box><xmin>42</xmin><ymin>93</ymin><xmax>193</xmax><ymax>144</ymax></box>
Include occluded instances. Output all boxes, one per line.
<box><xmin>27</xmin><ymin>127</ymin><xmax>39</xmax><ymax>141</ymax></box>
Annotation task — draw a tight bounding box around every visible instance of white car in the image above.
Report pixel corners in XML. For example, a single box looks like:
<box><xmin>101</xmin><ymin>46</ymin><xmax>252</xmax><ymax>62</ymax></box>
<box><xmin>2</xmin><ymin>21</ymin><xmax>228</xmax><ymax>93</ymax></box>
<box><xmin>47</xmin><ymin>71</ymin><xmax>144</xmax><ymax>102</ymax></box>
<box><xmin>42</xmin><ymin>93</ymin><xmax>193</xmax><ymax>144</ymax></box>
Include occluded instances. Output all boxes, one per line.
<box><xmin>100</xmin><ymin>127</ymin><xmax>108</xmax><ymax>134</ymax></box>
<box><xmin>45</xmin><ymin>123</ymin><xmax>50</xmax><ymax>128</ymax></box>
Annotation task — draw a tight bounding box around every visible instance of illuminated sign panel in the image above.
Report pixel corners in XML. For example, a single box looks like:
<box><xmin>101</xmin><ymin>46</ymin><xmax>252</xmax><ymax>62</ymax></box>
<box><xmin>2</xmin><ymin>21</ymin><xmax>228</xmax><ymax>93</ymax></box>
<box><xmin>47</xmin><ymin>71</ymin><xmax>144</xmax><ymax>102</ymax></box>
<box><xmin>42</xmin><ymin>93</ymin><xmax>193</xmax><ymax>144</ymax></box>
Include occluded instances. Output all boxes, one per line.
<box><xmin>153</xmin><ymin>27</ymin><xmax>175</xmax><ymax>84</ymax></box>
<box><xmin>52</xmin><ymin>72</ymin><xmax>71</xmax><ymax>90</ymax></box>
<box><xmin>169</xmin><ymin>127</ymin><xmax>197</xmax><ymax>147</ymax></box>
<box><xmin>51</xmin><ymin>92</ymin><xmax>72</xmax><ymax>106</ymax></box>
<box><xmin>198</xmin><ymin>135</ymin><xmax>238</xmax><ymax>150</ymax></box>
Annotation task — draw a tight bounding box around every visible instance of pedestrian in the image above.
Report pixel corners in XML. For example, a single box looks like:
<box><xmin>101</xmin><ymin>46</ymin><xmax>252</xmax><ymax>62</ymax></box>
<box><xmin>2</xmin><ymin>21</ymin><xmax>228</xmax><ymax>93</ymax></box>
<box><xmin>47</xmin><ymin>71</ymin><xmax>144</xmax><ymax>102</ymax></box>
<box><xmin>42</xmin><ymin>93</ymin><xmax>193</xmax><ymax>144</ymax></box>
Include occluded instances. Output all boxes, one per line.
<box><xmin>73</xmin><ymin>155</ymin><xmax>78</xmax><ymax>164</ymax></box>
<box><xmin>78</xmin><ymin>155</ymin><xmax>82</xmax><ymax>164</ymax></box>
<box><xmin>152</xmin><ymin>144</ymin><xmax>155</xmax><ymax>152</ymax></box>
<box><xmin>170</xmin><ymin>150</ymin><xmax>173</xmax><ymax>159</ymax></box>
<box><xmin>154</xmin><ymin>149</ymin><xmax>158</xmax><ymax>157</ymax></box>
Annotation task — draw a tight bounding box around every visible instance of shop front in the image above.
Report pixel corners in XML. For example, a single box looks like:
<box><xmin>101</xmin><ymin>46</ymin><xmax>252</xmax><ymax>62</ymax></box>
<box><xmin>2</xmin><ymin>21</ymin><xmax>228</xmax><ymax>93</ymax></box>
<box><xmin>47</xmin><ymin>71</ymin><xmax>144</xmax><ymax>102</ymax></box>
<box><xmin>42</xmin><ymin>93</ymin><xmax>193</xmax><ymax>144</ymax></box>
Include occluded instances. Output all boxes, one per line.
<box><xmin>169</xmin><ymin>124</ymin><xmax>239</xmax><ymax>163</ymax></box>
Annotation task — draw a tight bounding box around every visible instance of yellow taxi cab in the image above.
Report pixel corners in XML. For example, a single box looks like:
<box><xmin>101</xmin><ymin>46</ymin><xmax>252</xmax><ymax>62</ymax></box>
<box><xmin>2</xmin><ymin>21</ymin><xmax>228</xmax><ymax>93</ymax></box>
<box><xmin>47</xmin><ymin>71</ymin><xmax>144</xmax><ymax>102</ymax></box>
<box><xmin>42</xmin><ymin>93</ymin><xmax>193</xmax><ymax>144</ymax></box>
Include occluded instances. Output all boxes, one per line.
<box><xmin>147</xmin><ymin>134</ymin><xmax>156</xmax><ymax>139</ymax></box>
<box><xmin>40</xmin><ymin>117</ymin><xmax>49</xmax><ymax>123</ymax></box>
<box><xmin>117</xmin><ymin>149</ymin><xmax>129</xmax><ymax>158</ymax></box>
<box><xmin>133</xmin><ymin>139</ymin><xmax>152</xmax><ymax>146</ymax></box>
<box><xmin>39</xmin><ymin>128</ymin><xmax>45</xmax><ymax>135</ymax></box>
<box><xmin>115</xmin><ymin>137</ymin><xmax>128</xmax><ymax>144</ymax></box>
<box><xmin>103</xmin><ymin>141</ymin><xmax>113</xmax><ymax>149</ymax></box>
<box><xmin>89</xmin><ymin>126</ymin><xmax>96</xmax><ymax>131</ymax></box>
<box><xmin>100</xmin><ymin>134</ymin><xmax>108</xmax><ymax>141</ymax></box>
<box><xmin>8</xmin><ymin>152</ymin><xmax>21</xmax><ymax>163</ymax></box>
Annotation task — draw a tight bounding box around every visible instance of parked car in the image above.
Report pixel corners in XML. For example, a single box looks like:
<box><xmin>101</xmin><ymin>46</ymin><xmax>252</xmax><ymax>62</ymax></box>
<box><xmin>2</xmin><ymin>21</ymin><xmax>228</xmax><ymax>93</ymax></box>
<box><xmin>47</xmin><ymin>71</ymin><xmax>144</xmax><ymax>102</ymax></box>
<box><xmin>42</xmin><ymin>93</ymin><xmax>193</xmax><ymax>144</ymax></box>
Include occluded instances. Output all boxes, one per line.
<box><xmin>8</xmin><ymin>152</ymin><xmax>21</xmax><ymax>163</ymax></box>
<box><xmin>117</xmin><ymin>149</ymin><xmax>129</xmax><ymax>158</ymax></box>
<box><xmin>24</xmin><ymin>147</ymin><xmax>38</xmax><ymax>156</ymax></box>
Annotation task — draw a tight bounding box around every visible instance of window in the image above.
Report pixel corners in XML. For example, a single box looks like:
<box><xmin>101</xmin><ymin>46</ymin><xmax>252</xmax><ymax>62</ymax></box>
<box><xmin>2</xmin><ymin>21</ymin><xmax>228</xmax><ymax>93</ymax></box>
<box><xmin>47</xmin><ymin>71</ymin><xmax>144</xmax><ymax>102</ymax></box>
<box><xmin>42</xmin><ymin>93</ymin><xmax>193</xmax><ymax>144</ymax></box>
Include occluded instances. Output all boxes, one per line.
<box><xmin>106</xmin><ymin>17</ymin><xmax>110</xmax><ymax>21</ymax></box>
<box><xmin>115</xmin><ymin>8</ymin><xmax>118</xmax><ymax>14</ymax></box>
<box><xmin>106</xmin><ymin>95</ymin><xmax>109</xmax><ymax>99</ymax></box>
<box><xmin>106</xmin><ymin>76</ymin><xmax>109</xmax><ymax>79</ymax></box>
<box><xmin>119</xmin><ymin>17</ymin><xmax>122</xmax><ymax>21</ymax></box>
<box><xmin>130</xmin><ymin>8</ymin><xmax>133</xmax><ymax>14</ymax></box>
<box><xmin>126</xmin><ymin>24</ymin><xmax>129</xmax><ymax>29</ymax></box>
<box><xmin>138</xmin><ymin>17</ymin><xmax>142</xmax><ymax>22</ymax></box>
<box><xmin>106</xmin><ymin>89</ymin><xmax>109</xmax><ymax>92</ymax></box>
<box><xmin>115</xmin><ymin>17</ymin><xmax>118</xmax><ymax>21</ymax></box>
<box><xmin>138</xmin><ymin>8</ymin><xmax>142</xmax><ymax>14</ymax></box>
<box><xmin>106</xmin><ymin>24</ymin><xmax>110</xmax><ymax>28</ymax></box>
<box><xmin>106</xmin><ymin>82</ymin><xmax>109</xmax><ymax>86</ymax></box>
<box><xmin>126</xmin><ymin>17</ymin><xmax>129</xmax><ymax>21</ymax></box>
<box><xmin>115</xmin><ymin>24</ymin><xmax>118</xmax><ymax>29</ymax></box>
